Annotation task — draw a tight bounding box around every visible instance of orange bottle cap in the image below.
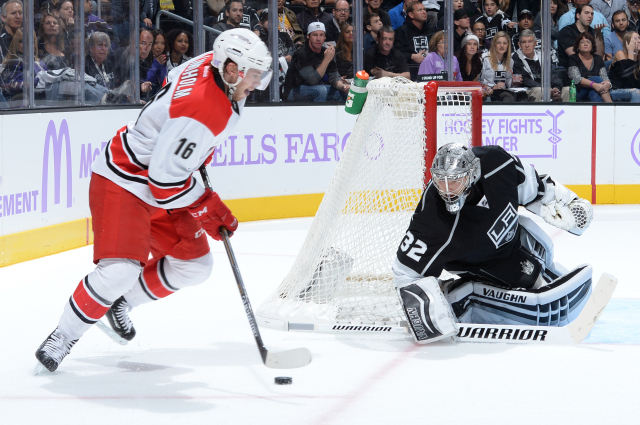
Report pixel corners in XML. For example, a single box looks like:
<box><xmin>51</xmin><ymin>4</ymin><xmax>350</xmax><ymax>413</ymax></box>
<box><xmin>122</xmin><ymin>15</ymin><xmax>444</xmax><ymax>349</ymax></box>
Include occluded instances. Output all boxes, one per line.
<box><xmin>356</xmin><ymin>70</ymin><xmax>370</xmax><ymax>80</ymax></box>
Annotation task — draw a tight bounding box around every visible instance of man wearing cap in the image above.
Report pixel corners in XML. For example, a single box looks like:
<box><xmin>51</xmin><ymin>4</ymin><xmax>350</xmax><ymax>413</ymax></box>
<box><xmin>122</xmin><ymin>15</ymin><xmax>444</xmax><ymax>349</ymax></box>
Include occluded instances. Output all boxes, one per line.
<box><xmin>626</xmin><ymin>0</ymin><xmax>640</xmax><ymax>32</ymax></box>
<box><xmin>326</xmin><ymin>0</ymin><xmax>351</xmax><ymax>43</ymax></box>
<box><xmin>365</xmin><ymin>0</ymin><xmax>392</xmax><ymax>27</ymax></box>
<box><xmin>283</xmin><ymin>22</ymin><xmax>351</xmax><ymax>102</ymax></box>
<box><xmin>453</xmin><ymin>9</ymin><xmax>472</xmax><ymax>54</ymax></box>
<box><xmin>512</xmin><ymin>29</ymin><xmax>567</xmax><ymax>102</ymax></box>
<box><xmin>364</xmin><ymin>25</ymin><xmax>411</xmax><ymax>79</ymax></box>
<box><xmin>297</xmin><ymin>0</ymin><xmax>333</xmax><ymax>37</ymax></box>
<box><xmin>511</xmin><ymin>9</ymin><xmax>539</xmax><ymax>51</ymax></box>
<box><xmin>590</xmin><ymin>0</ymin><xmax>627</xmax><ymax>25</ymax></box>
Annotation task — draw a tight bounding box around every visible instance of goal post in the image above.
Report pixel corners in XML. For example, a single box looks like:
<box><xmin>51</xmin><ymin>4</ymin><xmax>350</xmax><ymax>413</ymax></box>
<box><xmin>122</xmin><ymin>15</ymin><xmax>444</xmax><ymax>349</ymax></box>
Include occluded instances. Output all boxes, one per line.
<box><xmin>257</xmin><ymin>78</ymin><xmax>483</xmax><ymax>335</ymax></box>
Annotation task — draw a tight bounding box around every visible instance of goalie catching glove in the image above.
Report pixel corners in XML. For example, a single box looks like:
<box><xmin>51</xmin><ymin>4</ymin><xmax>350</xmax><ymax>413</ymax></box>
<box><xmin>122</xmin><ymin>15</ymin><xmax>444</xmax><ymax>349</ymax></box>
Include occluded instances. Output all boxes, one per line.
<box><xmin>525</xmin><ymin>177</ymin><xmax>593</xmax><ymax>236</ymax></box>
<box><xmin>187</xmin><ymin>190</ymin><xmax>238</xmax><ymax>240</ymax></box>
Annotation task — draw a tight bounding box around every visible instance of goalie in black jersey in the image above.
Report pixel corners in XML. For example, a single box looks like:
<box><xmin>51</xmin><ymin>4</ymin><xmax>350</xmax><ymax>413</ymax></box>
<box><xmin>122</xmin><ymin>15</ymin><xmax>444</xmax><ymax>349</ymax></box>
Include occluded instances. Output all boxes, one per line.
<box><xmin>393</xmin><ymin>143</ymin><xmax>594</xmax><ymax>344</ymax></box>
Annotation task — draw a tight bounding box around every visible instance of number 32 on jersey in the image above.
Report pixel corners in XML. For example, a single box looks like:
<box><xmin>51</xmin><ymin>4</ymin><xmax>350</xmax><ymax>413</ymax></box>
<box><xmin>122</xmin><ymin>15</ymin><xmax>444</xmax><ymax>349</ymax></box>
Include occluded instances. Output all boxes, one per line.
<box><xmin>400</xmin><ymin>231</ymin><xmax>427</xmax><ymax>262</ymax></box>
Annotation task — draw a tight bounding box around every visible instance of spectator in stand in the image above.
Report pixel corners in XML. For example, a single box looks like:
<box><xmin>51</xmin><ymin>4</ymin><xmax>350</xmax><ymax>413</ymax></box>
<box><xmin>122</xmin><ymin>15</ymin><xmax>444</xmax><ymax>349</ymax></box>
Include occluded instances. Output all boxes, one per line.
<box><xmin>557</xmin><ymin>4</ymin><xmax>605</xmax><ymax>68</ymax></box>
<box><xmin>590</xmin><ymin>0</ymin><xmax>626</xmax><ymax>25</ymax></box>
<box><xmin>109</xmin><ymin>0</ymin><xmax>130</xmax><ymax>46</ymax></box>
<box><xmin>212</xmin><ymin>0</ymin><xmax>244</xmax><ymax>45</ymax></box>
<box><xmin>436</xmin><ymin>0</ymin><xmax>467</xmax><ymax>31</ymax></box>
<box><xmin>480</xmin><ymin>0</ymin><xmax>515</xmax><ymax>48</ymax></box>
<box><xmin>165</xmin><ymin>28</ymin><xmax>193</xmax><ymax>71</ymax></box>
<box><xmin>85</xmin><ymin>31</ymin><xmax>116</xmax><ymax>91</ymax></box>
<box><xmin>534</xmin><ymin>0</ymin><xmax>568</xmax><ymax>48</ymax></box>
<box><xmin>608</xmin><ymin>31</ymin><xmax>640</xmax><ymax>101</ymax></box>
<box><xmin>326</xmin><ymin>0</ymin><xmax>350</xmax><ymax>44</ymax></box>
<box><xmin>145</xmin><ymin>29</ymin><xmax>167</xmax><ymax>96</ymax></box>
<box><xmin>626</xmin><ymin>0</ymin><xmax>640</xmax><ymax>32</ymax></box>
<box><xmin>453</xmin><ymin>8</ymin><xmax>472</xmax><ymax>54</ymax></box>
<box><xmin>605</xmin><ymin>10</ymin><xmax>631</xmax><ymax>61</ymax></box>
<box><xmin>277</xmin><ymin>0</ymin><xmax>304</xmax><ymax>46</ymax></box>
<box><xmin>335</xmin><ymin>23</ymin><xmax>353</xmax><ymax>78</ymax></box>
<box><xmin>497</xmin><ymin>0</ymin><xmax>515</xmax><ymax>18</ymax></box>
<box><xmin>472</xmin><ymin>16</ymin><xmax>490</xmax><ymax>54</ymax></box>
<box><xmin>418</xmin><ymin>30</ymin><xmax>463</xmax><ymax>81</ymax></box>
<box><xmin>38</xmin><ymin>13</ymin><xmax>68</xmax><ymax>71</ymax></box>
<box><xmin>140</xmin><ymin>0</ymin><xmax>160</xmax><ymax>29</ymax></box>
<box><xmin>363</xmin><ymin>25</ymin><xmax>410</xmax><ymax>79</ymax></box>
<box><xmin>0</xmin><ymin>29</ymin><xmax>46</xmax><ymax>106</ymax></box>
<box><xmin>55</xmin><ymin>0</ymin><xmax>75</xmax><ymax>54</ymax></box>
<box><xmin>510</xmin><ymin>9</ymin><xmax>536</xmax><ymax>50</ymax></box>
<box><xmin>389</xmin><ymin>0</ymin><xmax>412</xmax><ymax>30</ymax></box>
<box><xmin>0</xmin><ymin>0</ymin><xmax>23</xmax><ymax>62</ymax></box>
<box><xmin>567</xmin><ymin>31</ymin><xmax>612</xmax><ymax>102</ymax></box>
<box><xmin>216</xmin><ymin>0</ymin><xmax>260</xmax><ymax>32</ymax></box>
<box><xmin>479</xmin><ymin>31</ymin><xmax>519</xmax><ymax>101</ymax></box>
<box><xmin>116</xmin><ymin>28</ymin><xmax>154</xmax><ymax>101</ymax></box>
<box><xmin>364</xmin><ymin>12</ymin><xmax>383</xmax><ymax>51</ymax></box>
<box><xmin>255</xmin><ymin>8</ymin><xmax>295</xmax><ymax>100</ymax></box>
<box><xmin>283</xmin><ymin>22</ymin><xmax>350</xmax><ymax>102</ymax></box>
<box><xmin>297</xmin><ymin>0</ymin><xmax>333</xmax><ymax>37</ymax></box>
<box><xmin>394</xmin><ymin>1</ymin><xmax>431</xmax><ymax>80</ymax></box>
<box><xmin>457</xmin><ymin>33</ymin><xmax>483</xmax><ymax>81</ymax></box>
<box><xmin>365</xmin><ymin>0</ymin><xmax>392</xmax><ymax>27</ymax></box>
<box><xmin>512</xmin><ymin>29</ymin><xmax>567</xmax><ymax>101</ymax></box>
<box><xmin>83</xmin><ymin>0</ymin><xmax>111</xmax><ymax>37</ymax></box>
<box><xmin>558</xmin><ymin>0</ymin><xmax>611</xmax><ymax>39</ymax></box>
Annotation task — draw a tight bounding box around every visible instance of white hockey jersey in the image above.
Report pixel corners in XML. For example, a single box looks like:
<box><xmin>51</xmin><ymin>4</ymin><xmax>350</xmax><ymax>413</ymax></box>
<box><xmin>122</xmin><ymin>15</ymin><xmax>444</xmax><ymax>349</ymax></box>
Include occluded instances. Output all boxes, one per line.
<box><xmin>91</xmin><ymin>51</ymin><xmax>244</xmax><ymax>209</ymax></box>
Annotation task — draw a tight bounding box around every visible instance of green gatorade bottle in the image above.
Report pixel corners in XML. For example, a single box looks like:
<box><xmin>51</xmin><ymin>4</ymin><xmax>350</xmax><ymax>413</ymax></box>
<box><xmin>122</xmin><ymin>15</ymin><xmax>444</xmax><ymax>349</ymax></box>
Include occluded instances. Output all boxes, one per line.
<box><xmin>344</xmin><ymin>70</ymin><xmax>370</xmax><ymax>115</ymax></box>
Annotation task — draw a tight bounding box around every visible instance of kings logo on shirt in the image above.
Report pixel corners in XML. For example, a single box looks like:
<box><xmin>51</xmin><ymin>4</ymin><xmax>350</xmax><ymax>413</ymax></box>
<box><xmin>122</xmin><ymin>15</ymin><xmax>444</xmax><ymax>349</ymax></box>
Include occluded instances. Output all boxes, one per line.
<box><xmin>173</xmin><ymin>57</ymin><xmax>208</xmax><ymax>99</ymax></box>
<box><xmin>487</xmin><ymin>203</ymin><xmax>518</xmax><ymax>248</ymax></box>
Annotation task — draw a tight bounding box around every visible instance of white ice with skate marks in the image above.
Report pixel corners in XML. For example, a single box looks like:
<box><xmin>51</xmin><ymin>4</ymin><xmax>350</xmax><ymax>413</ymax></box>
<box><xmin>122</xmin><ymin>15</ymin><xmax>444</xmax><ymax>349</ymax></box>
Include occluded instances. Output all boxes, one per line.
<box><xmin>1</xmin><ymin>205</ymin><xmax>639</xmax><ymax>424</ymax></box>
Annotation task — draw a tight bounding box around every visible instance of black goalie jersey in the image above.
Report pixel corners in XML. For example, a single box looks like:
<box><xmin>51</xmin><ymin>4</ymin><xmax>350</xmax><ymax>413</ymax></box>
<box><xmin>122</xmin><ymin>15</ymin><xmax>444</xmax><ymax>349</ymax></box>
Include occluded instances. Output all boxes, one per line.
<box><xmin>393</xmin><ymin>145</ymin><xmax>546</xmax><ymax>289</ymax></box>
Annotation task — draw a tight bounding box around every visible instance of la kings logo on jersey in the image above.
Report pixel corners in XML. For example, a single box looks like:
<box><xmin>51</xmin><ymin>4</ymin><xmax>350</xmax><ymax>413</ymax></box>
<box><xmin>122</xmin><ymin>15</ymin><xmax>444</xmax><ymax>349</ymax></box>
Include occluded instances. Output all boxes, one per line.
<box><xmin>487</xmin><ymin>204</ymin><xmax>518</xmax><ymax>248</ymax></box>
<box><xmin>413</xmin><ymin>36</ymin><xmax>429</xmax><ymax>53</ymax></box>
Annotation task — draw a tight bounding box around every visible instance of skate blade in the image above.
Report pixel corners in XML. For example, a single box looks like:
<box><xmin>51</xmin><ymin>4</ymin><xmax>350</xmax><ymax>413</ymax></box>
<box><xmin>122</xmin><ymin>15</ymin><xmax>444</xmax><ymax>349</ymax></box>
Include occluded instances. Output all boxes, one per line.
<box><xmin>95</xmin><ymin>320</ymin><xmax>129</xmax><ymax>346</ymax></box>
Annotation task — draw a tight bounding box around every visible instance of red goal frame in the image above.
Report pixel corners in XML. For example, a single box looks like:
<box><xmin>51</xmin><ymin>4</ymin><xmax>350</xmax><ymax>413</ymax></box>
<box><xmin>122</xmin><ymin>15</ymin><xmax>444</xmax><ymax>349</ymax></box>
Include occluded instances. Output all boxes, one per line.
<box><xmin>424</xmin><ymin>81</ymin><xmax>483</xmax><ymax>185</ymax></box>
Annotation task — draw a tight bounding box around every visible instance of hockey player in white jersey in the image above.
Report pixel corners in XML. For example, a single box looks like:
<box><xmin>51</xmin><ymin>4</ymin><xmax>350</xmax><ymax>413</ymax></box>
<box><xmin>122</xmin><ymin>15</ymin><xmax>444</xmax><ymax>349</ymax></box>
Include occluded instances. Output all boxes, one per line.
<box><xmin>393</xmin><ymin>143</ymin><xmax>594</xmax><ymax>344</ymax></box>
<box><xmin>35</xmin><ymin>28</ymin><xmax>272</xmax><ymax>372</ymax></box>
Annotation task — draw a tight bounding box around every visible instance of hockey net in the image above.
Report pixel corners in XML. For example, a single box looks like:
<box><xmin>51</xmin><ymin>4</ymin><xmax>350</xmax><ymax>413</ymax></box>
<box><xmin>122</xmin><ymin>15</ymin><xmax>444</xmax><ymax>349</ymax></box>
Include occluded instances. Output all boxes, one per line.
<box><xmin>257</xmin><ymin>78</ymin><xmax>482</xmax><ymax>334</ymax></box>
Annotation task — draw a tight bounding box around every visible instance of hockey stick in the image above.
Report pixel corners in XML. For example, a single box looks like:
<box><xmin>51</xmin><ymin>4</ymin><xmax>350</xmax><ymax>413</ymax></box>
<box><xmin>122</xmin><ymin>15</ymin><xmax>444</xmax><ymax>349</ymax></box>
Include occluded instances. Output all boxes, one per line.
<box><xmin>199</xmin><ymin>166</ymin><xmax>312</xmax><ymax>368</ymax></box>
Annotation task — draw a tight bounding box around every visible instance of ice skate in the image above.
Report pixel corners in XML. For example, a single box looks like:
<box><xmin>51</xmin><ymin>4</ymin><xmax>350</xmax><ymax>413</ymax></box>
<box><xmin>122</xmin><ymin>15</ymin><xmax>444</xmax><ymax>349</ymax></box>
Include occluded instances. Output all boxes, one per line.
<box><xmin>35</xmin><ymin>328</ymin><xmax>78</xmax><ymax>372</ymax></box>
<box><xmin>104</xmin><ymin>296</ymin><xmax>136</xmax><ymax>341</ymax></box>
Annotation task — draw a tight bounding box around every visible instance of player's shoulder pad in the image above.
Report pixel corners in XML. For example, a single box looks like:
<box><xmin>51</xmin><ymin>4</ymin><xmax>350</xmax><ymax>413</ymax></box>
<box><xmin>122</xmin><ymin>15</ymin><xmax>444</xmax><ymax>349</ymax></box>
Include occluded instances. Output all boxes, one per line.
<box><xmin>168</xmin><ymin>52</ymin><xmax>233</xmax><ymax>136</ymax></box>
<box><xmin>473</xmin><ymin>145</ymin><xmax>518</xmax><ymax>179</ymax></box>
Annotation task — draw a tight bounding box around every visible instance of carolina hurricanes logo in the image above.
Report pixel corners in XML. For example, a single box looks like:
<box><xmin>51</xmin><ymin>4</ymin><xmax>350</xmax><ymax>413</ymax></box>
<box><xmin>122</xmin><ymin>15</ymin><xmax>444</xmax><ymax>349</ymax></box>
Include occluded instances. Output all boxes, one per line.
<box><xmin>239</xmin><ymin>71</ymin><xmax>245</xmax><ymax>78</ymax></box>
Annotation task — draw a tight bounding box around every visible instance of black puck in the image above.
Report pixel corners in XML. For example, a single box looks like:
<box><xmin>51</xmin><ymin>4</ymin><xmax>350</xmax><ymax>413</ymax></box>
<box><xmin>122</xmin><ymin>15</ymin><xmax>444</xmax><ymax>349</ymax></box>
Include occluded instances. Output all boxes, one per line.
<box><xmin>275</xmin><ymin>376</ymin><xmax>292</xmax><ymax>385</ymax></box>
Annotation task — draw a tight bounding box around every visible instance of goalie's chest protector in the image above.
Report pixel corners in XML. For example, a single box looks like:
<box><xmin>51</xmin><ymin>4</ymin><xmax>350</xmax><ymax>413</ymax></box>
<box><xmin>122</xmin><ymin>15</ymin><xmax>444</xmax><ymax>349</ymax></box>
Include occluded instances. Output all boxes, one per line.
<box><xmin>402</xmin><ymin>146</ymin><xmax>523</xmax><ymax>277</ymax></box>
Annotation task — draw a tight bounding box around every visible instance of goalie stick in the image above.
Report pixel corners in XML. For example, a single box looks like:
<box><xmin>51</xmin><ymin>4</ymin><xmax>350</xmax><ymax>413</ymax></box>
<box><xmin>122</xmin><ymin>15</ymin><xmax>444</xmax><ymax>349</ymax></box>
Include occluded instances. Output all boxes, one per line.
<box><xmin>200</xmin><ymin>166</ymin><xmax>312</xmax><ymax>369</ymax></box>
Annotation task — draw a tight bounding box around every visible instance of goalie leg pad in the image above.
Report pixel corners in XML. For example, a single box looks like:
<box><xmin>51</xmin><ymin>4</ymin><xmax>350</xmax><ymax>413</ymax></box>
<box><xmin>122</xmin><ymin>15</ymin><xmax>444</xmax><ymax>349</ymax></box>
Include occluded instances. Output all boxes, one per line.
<box><xmin>398</xmin><ymin>277</ymin><xmax>458</xmax><ymax>344</ymax></box>
<box><xmin>446</xmin><ymin>265</ymin><xmax>593</xmax><ymax>326</ymax></box>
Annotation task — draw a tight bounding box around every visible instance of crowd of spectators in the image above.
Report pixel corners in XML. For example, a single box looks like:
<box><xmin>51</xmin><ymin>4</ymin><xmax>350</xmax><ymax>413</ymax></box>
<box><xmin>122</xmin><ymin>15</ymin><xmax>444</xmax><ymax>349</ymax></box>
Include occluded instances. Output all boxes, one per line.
<box><xmin>5</xmin><ymin>0</ymin><xmax>640</xmax><ymax>107</ymax></box>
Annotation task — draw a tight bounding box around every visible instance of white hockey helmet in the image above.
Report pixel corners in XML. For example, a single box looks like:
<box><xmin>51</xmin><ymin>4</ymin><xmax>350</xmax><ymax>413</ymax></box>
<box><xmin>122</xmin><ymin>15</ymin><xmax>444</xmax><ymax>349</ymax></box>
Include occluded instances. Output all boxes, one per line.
<box><xmin>212</xmin><ymin>28</ymin><xmax>272</xmax><ymax>97</ymax></box>
<box><xmin>430</xmin><ymin>143</ymin><xmax>481</xmax><ymax>214</ymax></box>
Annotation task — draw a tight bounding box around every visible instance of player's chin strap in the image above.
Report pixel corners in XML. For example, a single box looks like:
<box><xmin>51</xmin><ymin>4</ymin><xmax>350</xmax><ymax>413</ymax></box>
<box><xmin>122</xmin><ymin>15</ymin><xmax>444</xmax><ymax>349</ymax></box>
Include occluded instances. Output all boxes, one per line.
<box><xmin>215</xmin><ymin>64</ymin><xmax>242</xmax><ymax>101</ymax></box>
<box><xmin>525</xmin><ymin>176</ymin><xmax>593</xmax><ymax>236</ymax></box>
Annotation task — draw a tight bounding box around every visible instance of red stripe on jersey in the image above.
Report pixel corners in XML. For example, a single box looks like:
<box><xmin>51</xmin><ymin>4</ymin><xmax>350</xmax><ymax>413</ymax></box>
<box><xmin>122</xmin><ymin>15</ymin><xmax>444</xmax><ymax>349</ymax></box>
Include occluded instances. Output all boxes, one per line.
<box><xmin>71</xmin><ymin>279</ymin><xmax>110</xmax><ymax>321</ymax></box>
<box><xmin>107</xmin><ymin>127</ymin><xmax>150</xmax><ymax>179</ymax></box>
<box><xmin>169</xmin><ymin>53</ymin><xmax>233</xmax><ymax>136</ymax></box>
<box><xmin>148</xmin><ymin>177</ymin><xmax>195</xmax><ymax>203</ymax></box>
<box><xmin>141</xmin><ymin>261</ymin><xmax>175</xmax><ymax>299</ymax></box>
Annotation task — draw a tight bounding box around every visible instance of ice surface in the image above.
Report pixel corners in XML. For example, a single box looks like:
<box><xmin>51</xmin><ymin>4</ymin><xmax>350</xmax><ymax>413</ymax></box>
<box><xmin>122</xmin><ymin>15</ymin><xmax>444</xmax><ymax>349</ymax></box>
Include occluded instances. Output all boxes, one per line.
<box><xmin>0</xmin><ymin>206</ymin><xmax>638</xmax><ymax>424</ymax></box>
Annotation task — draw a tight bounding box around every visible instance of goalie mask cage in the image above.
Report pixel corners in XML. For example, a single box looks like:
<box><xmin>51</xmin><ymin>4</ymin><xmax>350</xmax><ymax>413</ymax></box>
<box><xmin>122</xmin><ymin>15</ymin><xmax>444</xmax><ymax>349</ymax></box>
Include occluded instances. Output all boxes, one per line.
<box><xmin>257</xmin><ymin>78</ymin><xmax>482</xmax><ymax>334</ymax></box>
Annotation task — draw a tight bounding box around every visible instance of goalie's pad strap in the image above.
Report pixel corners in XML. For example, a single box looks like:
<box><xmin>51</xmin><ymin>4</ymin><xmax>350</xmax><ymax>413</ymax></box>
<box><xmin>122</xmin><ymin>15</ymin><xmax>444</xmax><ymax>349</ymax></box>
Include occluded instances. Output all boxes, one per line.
<box><xmin>447</xmin><ymin>265</ymin><xmax>592</xmax><ymax>327</ymax></box>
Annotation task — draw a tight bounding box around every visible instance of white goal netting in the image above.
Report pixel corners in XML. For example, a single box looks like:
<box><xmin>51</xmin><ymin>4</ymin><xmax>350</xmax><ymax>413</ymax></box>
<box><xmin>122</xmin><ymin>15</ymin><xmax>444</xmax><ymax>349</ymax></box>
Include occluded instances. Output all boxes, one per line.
<box><xmin>257</xmin><ymin>77</ymin><xmax>477</xmax><ymax>332</ymax></box>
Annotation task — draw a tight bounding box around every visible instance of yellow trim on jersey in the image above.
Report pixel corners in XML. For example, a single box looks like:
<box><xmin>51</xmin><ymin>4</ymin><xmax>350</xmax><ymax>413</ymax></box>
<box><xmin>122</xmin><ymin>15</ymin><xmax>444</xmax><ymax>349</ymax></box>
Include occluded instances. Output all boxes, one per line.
<box><xmin>1</xmin><ymin>186</ymin><xmax>639</xmax><ymax>267</ymax></box>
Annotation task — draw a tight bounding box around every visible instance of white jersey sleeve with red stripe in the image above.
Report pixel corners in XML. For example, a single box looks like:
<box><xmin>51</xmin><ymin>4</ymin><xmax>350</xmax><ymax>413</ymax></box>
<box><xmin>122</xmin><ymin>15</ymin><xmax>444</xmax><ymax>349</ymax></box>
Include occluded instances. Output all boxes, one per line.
<box><xmin>91</xmin><ymin>52</ymin><xmax>244</xmax><ymax>209</ymax></box>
